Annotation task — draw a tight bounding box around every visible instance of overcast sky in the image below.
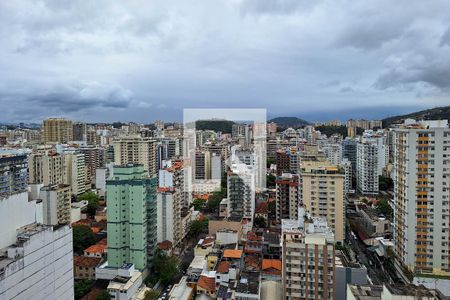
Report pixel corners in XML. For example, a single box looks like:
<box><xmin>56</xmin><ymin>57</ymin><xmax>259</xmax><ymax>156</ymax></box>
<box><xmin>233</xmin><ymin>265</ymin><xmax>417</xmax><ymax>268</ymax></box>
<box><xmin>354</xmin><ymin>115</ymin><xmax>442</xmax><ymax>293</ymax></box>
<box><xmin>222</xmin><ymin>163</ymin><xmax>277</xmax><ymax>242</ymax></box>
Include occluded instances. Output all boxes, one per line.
<box><xmin>1</xmin><ymin>0</ymin><xmax>450</xmax><ymax>123</ymax></box>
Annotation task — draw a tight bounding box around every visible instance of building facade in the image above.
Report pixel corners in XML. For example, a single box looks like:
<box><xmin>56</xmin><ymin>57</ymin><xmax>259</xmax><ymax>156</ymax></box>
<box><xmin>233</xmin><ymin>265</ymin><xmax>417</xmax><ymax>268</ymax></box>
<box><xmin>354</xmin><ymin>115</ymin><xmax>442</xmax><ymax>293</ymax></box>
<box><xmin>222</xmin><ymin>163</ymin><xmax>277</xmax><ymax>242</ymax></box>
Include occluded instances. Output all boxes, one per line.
<box><xmin>393</xmin><ymin>121</ymin><xmax>450</xmax><ymax>275</ymax></box>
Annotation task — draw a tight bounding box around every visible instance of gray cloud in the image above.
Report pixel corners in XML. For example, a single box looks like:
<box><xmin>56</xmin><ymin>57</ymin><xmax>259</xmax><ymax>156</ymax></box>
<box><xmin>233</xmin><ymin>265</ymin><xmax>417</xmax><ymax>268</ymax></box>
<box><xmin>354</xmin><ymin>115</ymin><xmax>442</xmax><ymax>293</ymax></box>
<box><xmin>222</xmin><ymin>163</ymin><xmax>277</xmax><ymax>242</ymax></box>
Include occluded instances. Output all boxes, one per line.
<box><xmin>0</xmin><ymin>0</ymin><xmax>449</xmax><ymax>123</ymax></box>
<box><xmin>441</xmin><ymin>26</ymin><xmax>450</xmax><ymax>47</ymax></box>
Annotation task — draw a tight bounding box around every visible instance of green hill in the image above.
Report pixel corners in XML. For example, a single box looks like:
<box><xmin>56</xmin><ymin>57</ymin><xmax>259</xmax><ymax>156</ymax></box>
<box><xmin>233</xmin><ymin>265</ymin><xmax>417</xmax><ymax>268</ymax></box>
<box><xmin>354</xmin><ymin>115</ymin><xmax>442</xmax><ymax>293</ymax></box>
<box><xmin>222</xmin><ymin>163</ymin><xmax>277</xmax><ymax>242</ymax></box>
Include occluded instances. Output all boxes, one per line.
<box><xmin>195</xmin><ymin>120</ymin><xmax>235</xmax><ymax>133</ymax></box>
<box><xmin>383</xmin><ymin>106</ymin><xmax>450</xmax><ymax>128</ymax></box>
<box><xmin>269</xmin><ymin>117</ymin><xmax>310</xmax><ymax>128</ymax></box>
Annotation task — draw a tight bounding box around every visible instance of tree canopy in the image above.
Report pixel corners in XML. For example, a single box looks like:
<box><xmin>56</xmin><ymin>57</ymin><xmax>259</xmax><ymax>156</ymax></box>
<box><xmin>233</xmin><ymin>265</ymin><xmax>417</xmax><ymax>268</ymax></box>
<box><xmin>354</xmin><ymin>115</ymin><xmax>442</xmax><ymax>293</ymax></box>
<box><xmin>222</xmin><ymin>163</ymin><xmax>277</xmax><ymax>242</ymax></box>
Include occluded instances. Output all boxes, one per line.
<box><xmin>189</xmin><ymin>219</ymin><xmax>208</xmax><ymax>237</ymax></box>
<box><xmin>379</xmin><ymin>175</ymin><xmax>394</xmax><ymax>191</ymax></box>
<box><xmin>376</xmin><ymin>199</ymin><xmax>393</xmax><ymax>219</ymax></box>
<box><xmin>73</xmin><ymin>225</ymin><xmax>96</xmax><ymax>254</ymax></box>
<box><xmin>78</xmin><ymin>191</ymin><xmax>100</xmax><ymax>217</ymax></box>
<box><xmin>74</xmin><ymin>279</ymin><xmax>93</xmax><ymax>299</ymax></box>
<box><xmin>95</xmin><ymin>290</ymin><xmax>111</xmax><ymax>300</ymax></box>
<box><xmin>152</xmin><ymin>250</ymin><xmax>180</xmax><ymax>285</ymax></box>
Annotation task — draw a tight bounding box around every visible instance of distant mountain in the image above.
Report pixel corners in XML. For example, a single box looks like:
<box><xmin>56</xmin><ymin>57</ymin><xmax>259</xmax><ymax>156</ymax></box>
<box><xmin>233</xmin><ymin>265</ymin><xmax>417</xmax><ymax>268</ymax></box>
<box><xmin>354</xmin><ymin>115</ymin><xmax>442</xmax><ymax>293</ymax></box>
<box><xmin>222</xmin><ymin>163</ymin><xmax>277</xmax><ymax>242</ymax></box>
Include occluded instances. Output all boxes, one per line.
<box><xmin>269</xmin><ymin>117</ymin><xmax>310</xmax><ymax>128</ymax></box>
<box><xmin>195</xmin><ymin>120</ymin><xmax>235</xmax><ymax>133</ymax></box>
<box><xmin>382</xmin><ymin>106</ymin><xmax>450</xmax><ymax>128</ymax></box>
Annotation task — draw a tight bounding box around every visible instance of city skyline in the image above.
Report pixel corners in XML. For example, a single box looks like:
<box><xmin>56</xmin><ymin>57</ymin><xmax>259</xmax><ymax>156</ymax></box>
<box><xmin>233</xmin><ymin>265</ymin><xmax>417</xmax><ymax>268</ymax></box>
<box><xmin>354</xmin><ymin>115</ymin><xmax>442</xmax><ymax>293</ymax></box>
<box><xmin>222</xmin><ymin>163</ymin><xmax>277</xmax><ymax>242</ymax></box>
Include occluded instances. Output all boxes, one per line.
<box><xmin>1</xmin><ymin>1</ymin><xmax>450</xmax><ymax>123</ymax></box>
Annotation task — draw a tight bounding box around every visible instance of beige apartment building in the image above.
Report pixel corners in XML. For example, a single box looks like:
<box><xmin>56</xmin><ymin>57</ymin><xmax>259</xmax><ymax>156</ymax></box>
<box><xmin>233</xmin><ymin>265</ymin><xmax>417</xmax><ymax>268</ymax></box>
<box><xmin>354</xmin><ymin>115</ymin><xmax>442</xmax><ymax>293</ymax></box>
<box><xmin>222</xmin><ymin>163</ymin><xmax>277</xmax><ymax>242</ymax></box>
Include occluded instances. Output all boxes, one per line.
<box><xmin>112</xmin><ymin>136</ymin><xmax>157</xmax><ymax>177</ymax></box>
<box><xmin>393</xmin><ymin>120</ymin><xmax>450</xmax><ymax>276</ymax></box>
<box><xmin>64</xmin><ymin>153</ymin><xmax>87</xmax><ymax>196</ymax></box>
<box><xmin>276</xmin><ymin>173</ymin><xmax>300</xmax><ymax>222</ymax></box>
<box><xmin>40</xmin><ymin>184</ymin><xmax>72</xmax><ymax>225</ymax></box>
<box><xmin>282</xmin><ymin>208</ymin><xmax>336</xmax><ymax>300</ymax></box>
<box><xmin>300</xmin><ymin>159</ymin><xmax>345</xmax><ymax>243</ymax></box>
<box><xmin>28</xmin><ymin>152</ymin><xmax>66</xmax><ymax>185</ymax></box>
<box><xmin>43</xmin><ymin>118</ymin><xmax>73</xmax><ymax>144</ymax></box>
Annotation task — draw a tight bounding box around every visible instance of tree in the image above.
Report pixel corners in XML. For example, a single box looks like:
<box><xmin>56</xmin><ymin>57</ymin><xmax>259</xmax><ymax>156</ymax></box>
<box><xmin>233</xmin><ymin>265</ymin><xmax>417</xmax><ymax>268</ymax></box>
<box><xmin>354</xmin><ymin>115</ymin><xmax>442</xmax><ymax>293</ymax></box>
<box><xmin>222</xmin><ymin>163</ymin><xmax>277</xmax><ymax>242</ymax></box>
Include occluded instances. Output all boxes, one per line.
<box><xmin>152</xmin><ymin>251</ymin><xmax>180</xmax><ymax>285</ymax></box>
<box><xmin>254</xmin><ymin>216</ymin><xmax>267</xmax><ymax>228</ymax></box>
<box><xmin>268</xmin><ymin>201</ymin><xmax>276</xmax><ymax>221</ymax></box>
<box><xmin>266</xmin><ymin>174</ymin><xmax>276</xmax><ymax>188</ymax></box>
<box><xmin>78</xmin><ymin>191</ymin><xmax>100</xmax><ymax>218</ymax></box>
<box><xmin>73</xmin><ymin>225</ymin><xmax>96</xmax><ymax>254</ymax></box>
<box><xmin>192</xmin><ymin>198</ymin><xmax>205</xmax><ymax>210</ymax></box>
<box><xmin>266</xmin><ymin>158</ymin><xmax>275</xmax><ymax>168</ymax></box>
<box><xmin>144</xmin><ymin>290</ymin><xmax>160</xmax><ymax>300</ymax></box>
<box><xmin>95</xmin><ymin>290</ymin><xmax>111</xmax><ymax>300</ymax></box>
<box><xmin>189</xmin><ymin>219</ymin><xmax>208</xmax><ymax>237</ymax></box>
<box><xmin>207</xmin><ymin>187</ymin><xmax>226</xmax><ymax>212</ymax></box>
<box><xmin>74</xmin><ymin>279</ymin><xmax>93</xmax><ymax>299</ymax></box>
<box><xmin>379</xmin><ymin>175</ymin><xmax>394</xmax><ymax>191</ymax></box>
<box><xmin>376</xmin><ymin>199</ymin><xmax>393</xmax><ymax>219</ymax></box>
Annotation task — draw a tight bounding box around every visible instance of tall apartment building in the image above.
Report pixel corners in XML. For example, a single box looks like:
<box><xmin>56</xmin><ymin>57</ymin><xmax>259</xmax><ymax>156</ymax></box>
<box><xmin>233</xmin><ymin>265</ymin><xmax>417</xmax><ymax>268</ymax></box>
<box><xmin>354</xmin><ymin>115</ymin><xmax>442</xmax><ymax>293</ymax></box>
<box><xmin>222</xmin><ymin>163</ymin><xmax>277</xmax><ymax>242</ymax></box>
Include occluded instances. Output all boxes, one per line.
<box><xmin>107</xmin><ymin>165</ymin><xmax>157</xmax><ymax>270</ymax></box>
<box><xmin>322</xmin><ymin>144</ymin><xmax>342</xmax><ymax>166</ymax></box>
<box><xmin>64</xmin><ymin>152</ymin><xmax>87</xmax><ymax>195</ymax></box>
<box><xmin>0</xmin><ymin>153</ymin><xmax>74</xmax><ymax>299</ymax></box>
<box><xmin>40</xmin><ymin>184</ymin><xmax>71</xmax><ymax>225</ymax></box>
<box><xmin>276</xmin><ymin>173</ymin><xmax>300</xmax><ymax>222</ymax></box>
<box><xmin>157</xmin><ymin>188</ymin><xmax>182</xmax><ymax>246</ymax></box>
<box><xmin>282</xmin><ymin>207</ymin><xmax>335</xmax><ymax>300</ymax></box>
<box><xmin>340</xmin><ymin>159</ymin><xmax>352</xmax><ymax>193</ymax></box>
<box><xmin>0</xmin><ymin>154</ymin><xmax>28</xmax><ymax>198</ymax></box>
<box><xmin>113</xmin><ymin>136</ymin><xmax>157</xmax><ymax>177</ymax></box>
<box><xmin>276</xmin><ymin>149</ymin><xmax>291</xmax><ymax>175</ymax></box>
<box><xmin>393</xmin><ymin>120</ymin><xmax>450</xmax><ymax>276</ymax></box>
<box><xmin>356</xmin><ymin>140</ymin><xmax>379</xmax><ymax>195</ymax></box>
<box><xmin>43</xmin><ymin>118</ymin><xmax>73</xmax><ymax>143</ymax></box>
<box><xmin>195</xmin><ymin>150</ymin><xmax>210</xmax><ymax>180</ymax></box>
<box><xmin>80</xmin><ymin>146</ymin><xmax>105</xmax><ymax>184</ymax></box>
<box><xmin>342</xmin><ymin>138</ymin><xmax>357</xmax><ymax>174</ymax></box>
<box><xmin>73</xmin><ymin>121</ymin><xmax>87</xmax><ymax>141</ymax></box>
<box><xmin>227</xmin><ymin>167</ymin><xmax>255</xmax><ymax>221</ymax></box>
<box><xmin>28</xmin><ymin>152</ymin><xmax>66</xmax><ymax>185</ymax></box>
<box><xmin>300</xmin><ymin>160</ymin><xmax>345</xmax><ymax>242</ymax></box>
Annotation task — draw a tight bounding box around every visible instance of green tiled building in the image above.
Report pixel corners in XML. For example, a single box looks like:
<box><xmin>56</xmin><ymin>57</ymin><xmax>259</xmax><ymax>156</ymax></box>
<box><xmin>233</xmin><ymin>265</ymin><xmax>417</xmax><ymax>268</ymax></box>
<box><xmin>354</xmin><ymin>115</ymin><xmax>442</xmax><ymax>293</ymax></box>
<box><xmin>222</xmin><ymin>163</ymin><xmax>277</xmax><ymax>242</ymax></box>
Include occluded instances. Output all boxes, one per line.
<box><xmin>107</xmin><ymin>164</ymin><xmax>157</xmax><ymax>270</ymax></box>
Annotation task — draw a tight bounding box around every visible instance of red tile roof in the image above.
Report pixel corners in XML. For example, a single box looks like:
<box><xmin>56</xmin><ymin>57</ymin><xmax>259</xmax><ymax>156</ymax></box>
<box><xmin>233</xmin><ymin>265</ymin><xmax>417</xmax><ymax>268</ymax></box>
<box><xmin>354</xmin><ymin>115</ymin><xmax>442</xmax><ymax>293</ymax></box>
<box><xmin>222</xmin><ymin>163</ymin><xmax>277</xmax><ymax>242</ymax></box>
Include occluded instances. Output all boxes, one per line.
<box><xmin>255</xmin><ymin>202</ymin><xmax>268</xmax><ymax>214</ymax></box>
<box><xmin>73</xmin><ymin>255</ymin><xmax>102</xmax><ymax>268</ymax></box>
<box><xmin>158</xmin><ymin>240</ymin><xmax>173</xmax><ymax>250</ymax></box>
<box><xmin>84</xmin><ymin>244</ymin><xmax>107</xmax><ymax>254</ymax></box>
<box><xmin>223</xmin><ymin>249</ymin><xmax>243</xmax><ymax>259</ymax></box>
<box><xmin>215</xmin><ymin>261</ymin><xmax>230</xmax><ymax>273</ymax></box>
<box><xmin>197</xmin><ymin>275</ymin><xmax>216</xmax><ymax>292</ymax></box>
<box><xmin>262</xmin><ymin>259</ymin><xmax>282</xmax><ymax>274</ymax></box>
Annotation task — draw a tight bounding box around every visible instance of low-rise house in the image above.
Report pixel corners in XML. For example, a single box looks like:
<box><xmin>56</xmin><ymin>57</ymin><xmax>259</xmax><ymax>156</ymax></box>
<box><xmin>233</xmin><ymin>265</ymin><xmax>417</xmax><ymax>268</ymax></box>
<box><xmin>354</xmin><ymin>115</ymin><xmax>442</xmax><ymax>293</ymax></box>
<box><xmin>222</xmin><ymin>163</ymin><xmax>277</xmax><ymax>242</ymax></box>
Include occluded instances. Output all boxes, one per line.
<box><xmin>244</xmin><ymin>256</ymin><xmax>260</xmax><ymax>272</ymax></box>
<box><xmin>356</xmin><ymin>204</ymin><xmax>391</xmax><ymax>238</ymax></box>
<box><xmin>261</xmin><ymin>259</ymin><xmax>282</xmax><ymax>282</ymax></box>
<box><xmin>168</xmin><ymin>276</ymin><xmax>194</xmax><ymax>300</ymax></box>
<box><xmin>335</xmin><ymin>251</ymin><xmax>367</xmax><ymax>300</ymax></box>
<box><xmin>216</xmin><ymin>285</ymin><xmax>234</xmax><ymax>300</ymax></box>
<box><xmin>215</xmin><ymin>261</ymin><xmax>231</xmax><ymax>284</ymax></box>
<box><xmin>73</xmin><ymin>255</ymin><xmax>102</xmax><ymax>280</ymax></box>
<box><xmin>187</xmin><ymin>256</ymin><xmax>207</xmax><ymax>276</ymax></box>
<box><xmin>197</xmin><ymin>274</ymin><xmax>217</xmax><ymax>298</ymax></box>
<box><xmin>223</xmin><ymin>249</ymin><xmax>243</xmax><ymax>269</ymax></box>
<box><xmin>194</xmin><ymin>236</ymin><xmax>215</xmax><ymax>257</ymax></box>
<box><xmin>84</xmin><ymin>243</ymin><xmax>107</xmax><ymax>258</ymax></box>
<box><xmin>216</xmin><ymin>229</ymin><xmax>239</xmax><ymax>246</ymax></box>
<box><xmin>158</xmin><ymin>240</ymin><xmax>173</xmax><ymax>256</ymax></box>
<box><xmin>262</xmin><ymin>231</ymin><xmax>281</xmax><ymax>259</ymax></box>
<box><xmin>107</xmin><ymin>268</ymin><xmax>143</xmax><ymax>300</ymax></box>
<box><xmin>235</xmin><ymin>272</ymin><xmax>260</xmax><ymax>300</ymax></box>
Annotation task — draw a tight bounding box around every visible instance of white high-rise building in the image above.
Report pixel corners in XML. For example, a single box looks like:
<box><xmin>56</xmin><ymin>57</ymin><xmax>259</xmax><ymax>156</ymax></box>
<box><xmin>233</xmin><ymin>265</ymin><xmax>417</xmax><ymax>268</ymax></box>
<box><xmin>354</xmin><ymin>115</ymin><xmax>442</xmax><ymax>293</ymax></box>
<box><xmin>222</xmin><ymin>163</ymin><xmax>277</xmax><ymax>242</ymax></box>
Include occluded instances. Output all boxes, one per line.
<box><xmin>393</xmin><ymin>120</ymin><xmax>450</xmax><ymax>276</ymax></box>
<box><xmin>0</xmin><ymin>153</ymin><xmax>74</xmax><ymax>299</ymax></box>
<box><xmin>322</xmin><ymin>143</ymin><xmax>342</xmax><ymax>166</ymax></box>
<box><xmin>356</xmin><ymin>139</ymin><xmax>379</xmax><ymax>195</ymax></box>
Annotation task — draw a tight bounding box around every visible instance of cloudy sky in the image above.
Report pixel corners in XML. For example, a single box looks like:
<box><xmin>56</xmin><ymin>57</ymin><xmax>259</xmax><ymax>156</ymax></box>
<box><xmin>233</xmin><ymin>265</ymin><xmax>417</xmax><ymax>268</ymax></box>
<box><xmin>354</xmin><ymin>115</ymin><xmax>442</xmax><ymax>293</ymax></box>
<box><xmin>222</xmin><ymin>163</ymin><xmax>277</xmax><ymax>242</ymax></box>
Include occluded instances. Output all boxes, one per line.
<box><xmin>1</xmin><ymin>0</ymin><xmax>450</xmax><ymax>123</ymax></box>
